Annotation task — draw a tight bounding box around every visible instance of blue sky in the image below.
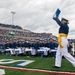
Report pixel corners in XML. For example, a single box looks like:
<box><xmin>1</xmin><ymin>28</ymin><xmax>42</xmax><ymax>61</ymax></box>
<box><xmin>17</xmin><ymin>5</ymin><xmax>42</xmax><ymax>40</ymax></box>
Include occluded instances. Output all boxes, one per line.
<box><xmin>0</xmin><ymin>0</ymin><xmax>75</xmax><ymax>39</ymax></box>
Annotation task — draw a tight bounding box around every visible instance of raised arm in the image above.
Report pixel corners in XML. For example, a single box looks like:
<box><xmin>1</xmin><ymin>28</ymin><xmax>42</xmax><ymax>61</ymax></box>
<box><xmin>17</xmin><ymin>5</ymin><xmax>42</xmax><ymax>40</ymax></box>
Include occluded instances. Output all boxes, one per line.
<box><xmin>53</xmin><ymin>16</ymin><xmax>64</xmax><ymax>27</ymax></box>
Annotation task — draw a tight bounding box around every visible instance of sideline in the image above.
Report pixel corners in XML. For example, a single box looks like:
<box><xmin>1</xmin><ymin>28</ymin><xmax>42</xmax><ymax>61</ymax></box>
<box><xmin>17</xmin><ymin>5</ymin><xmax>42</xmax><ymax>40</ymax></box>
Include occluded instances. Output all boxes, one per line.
<box><xmin>0</xmin><ymin>65</ymin><xmax>75</xmax><ymax>75</ymax></box>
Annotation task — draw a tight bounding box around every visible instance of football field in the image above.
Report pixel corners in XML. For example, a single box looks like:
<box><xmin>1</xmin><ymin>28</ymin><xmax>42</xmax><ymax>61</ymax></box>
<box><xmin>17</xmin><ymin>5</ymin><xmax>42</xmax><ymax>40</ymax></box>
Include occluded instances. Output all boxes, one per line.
<box><xmin>0</xmin><ymin>55</ymin><xmax>75</xmax><ymax>75</ymax></box>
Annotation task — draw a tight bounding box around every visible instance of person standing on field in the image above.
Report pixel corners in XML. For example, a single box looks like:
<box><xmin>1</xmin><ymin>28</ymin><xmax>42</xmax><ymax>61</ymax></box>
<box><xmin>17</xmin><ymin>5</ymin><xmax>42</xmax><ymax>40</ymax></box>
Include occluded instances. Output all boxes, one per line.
<box><xmin>53</xmin><ymin>10</ymin><xmax>75</xmax><ymax>68</ymax></box>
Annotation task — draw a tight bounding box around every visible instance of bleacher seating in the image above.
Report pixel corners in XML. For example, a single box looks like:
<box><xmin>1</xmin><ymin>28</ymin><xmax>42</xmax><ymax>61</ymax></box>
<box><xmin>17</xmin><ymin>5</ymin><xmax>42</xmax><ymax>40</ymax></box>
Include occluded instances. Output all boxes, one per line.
<box><xmin>1</xmin><ymin>23</ymin><xmax>75</xmax><ymax>57</ymax></box>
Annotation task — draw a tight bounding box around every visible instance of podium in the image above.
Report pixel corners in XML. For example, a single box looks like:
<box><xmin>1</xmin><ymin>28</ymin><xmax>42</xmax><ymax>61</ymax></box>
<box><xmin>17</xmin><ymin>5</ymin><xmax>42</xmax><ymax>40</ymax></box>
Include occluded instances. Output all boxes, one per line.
<box><xmin>0</xmin><ymin>69</ymin><xmax>5</xmax><ymax>75</ymax></box>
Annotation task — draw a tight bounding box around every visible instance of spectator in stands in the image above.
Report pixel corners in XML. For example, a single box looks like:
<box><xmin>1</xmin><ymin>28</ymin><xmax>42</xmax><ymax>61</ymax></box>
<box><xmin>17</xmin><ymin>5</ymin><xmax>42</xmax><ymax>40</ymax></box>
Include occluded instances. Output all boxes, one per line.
<box><xmin>47</xmin><ymin>39</ymin><xmax>55</xmax><ymax>49</ymax></box>
<box><xmin>23</xmin><ymin>40</ymin><xmax>30</xmax><ymax>48</ymax></box>
<box><xmin>4</xmin><ymin>41</ymin><xmax>11</xmax><ymax>49</ymax></box>
<box><xmin>53</xmin><ymin>40</ymin><xmax>58</xmax><ymax>48</ymax></box>
<box><xmin>32</xmin><ymin>41</ymin><xmax>39</xmax><ymax>50</ymax></box>
<box><xmin>39</xmin><ymin>40</ymin><xmax>45</xmax><ymax>48</ymax></box>
<box><xmin>10</xmin><ymin>39</ymin><xmax>17</xmax><ymax>48</ymax></box>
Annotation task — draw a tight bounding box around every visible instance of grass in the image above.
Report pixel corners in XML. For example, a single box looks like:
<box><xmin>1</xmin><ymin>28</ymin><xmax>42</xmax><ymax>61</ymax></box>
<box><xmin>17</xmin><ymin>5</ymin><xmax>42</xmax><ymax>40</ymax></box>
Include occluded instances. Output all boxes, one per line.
<box><xmin>4</xmin><ymin>68</ymin><xmax>64</xmax><ymax>75</ymax></box>
<box><xmin>0</xmin><ymin>54</ymin><xmax>75</xmax><ymax>75</ymax></box>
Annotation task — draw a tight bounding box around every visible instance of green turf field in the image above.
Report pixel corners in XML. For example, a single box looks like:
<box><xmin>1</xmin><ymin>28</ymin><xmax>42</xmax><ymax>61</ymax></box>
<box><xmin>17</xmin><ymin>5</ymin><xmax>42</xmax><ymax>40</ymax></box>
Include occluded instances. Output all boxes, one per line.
<box><xmin>0</xmin><ymin>55</ymin><xmax>75</xmax><ymax>75</ymax></box>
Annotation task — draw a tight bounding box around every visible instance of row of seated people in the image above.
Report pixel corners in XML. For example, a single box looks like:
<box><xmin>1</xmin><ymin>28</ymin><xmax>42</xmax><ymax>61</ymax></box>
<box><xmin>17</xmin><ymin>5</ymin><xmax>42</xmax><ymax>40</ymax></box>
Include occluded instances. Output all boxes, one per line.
<box><xmin>0</xmin><ymin>39</ymin><xmax>58</xmax><ymax>50</ymax></box>
<box><xmin>0</xmin><ymin>39</ymin><xmax>73</xmax><ymax>57</ymax></box>
<box><xmin>2</xmin><ymin>39</ymin><xmax>58</xmax><ymax>57</ymax></box>
<box><xmin>0</xmin><ymin>39</ymin><xmax>58</xmax><ymax>57</ymax></box>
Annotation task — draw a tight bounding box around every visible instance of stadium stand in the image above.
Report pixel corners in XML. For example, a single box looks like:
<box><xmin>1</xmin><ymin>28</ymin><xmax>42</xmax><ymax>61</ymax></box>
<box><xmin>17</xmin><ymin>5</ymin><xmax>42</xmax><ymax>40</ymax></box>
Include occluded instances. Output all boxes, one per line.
<box><xmin>0</xmin><ymin>23</ymin><xmax>74</xmax><ymax>57</ymax></box>
<box><xmin>0</xmin><ymin>23</ymin><xmax>22</xmax><ymax>29</ymax></box>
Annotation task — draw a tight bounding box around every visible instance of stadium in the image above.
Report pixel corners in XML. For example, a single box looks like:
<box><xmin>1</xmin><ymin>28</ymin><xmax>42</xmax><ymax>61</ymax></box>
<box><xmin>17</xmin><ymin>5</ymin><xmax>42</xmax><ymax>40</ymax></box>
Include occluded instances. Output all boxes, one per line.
<box><xmin>0</xmin><ymin>20</ymin><xmax>75</xmax><ymax>75</ymax></box>
<box><xmin>0</xmin><ymin>0</ymin><xmax>75</xmax><ymax>75</ymax></box>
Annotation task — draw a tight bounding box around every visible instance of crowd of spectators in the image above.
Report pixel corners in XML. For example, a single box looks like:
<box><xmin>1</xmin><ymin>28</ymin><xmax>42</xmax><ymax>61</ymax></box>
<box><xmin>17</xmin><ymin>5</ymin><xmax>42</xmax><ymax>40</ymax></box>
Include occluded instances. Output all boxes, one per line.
<box><xmin>0</xmin><ymin>23</ymin><xmax>75</xmax><ymax>56</ymax></box>
<box><xmin>0</xmin><ymin>37</ymin><xmax>58</xmax><ymax>50</ymax></box>
<box><xmin>0</xmin><ymin>23</ymin><xmax>22</xmax><ymax>29</ymax></box>
<box><xmin>0</xmin><ymin>28</ymin><xmax>52</xmax><ymax>38</ymax></box>
<box><xmin>0</xmin><ymin>24</ymin><xmax>54</xmax><ymax>51</ymax></box>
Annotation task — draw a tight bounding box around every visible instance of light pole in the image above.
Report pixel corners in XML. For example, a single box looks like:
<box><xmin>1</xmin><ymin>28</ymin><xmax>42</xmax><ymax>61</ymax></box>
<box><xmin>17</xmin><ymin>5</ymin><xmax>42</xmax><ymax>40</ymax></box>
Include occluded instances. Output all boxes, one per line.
<box><xmin>11</xmin><ymin>11</ymin><xmax>15</xmax><ymax>25</ymax></box>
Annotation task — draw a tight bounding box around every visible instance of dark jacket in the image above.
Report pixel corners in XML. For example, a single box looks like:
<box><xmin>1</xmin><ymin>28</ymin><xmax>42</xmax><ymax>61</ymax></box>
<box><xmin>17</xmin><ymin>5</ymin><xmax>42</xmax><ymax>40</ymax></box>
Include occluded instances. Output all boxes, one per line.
<box><xmin>53</xmin><ymin>17</ymin><xmax>69</xmax><ymax>34</ymax></box>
